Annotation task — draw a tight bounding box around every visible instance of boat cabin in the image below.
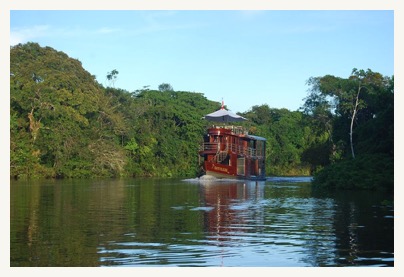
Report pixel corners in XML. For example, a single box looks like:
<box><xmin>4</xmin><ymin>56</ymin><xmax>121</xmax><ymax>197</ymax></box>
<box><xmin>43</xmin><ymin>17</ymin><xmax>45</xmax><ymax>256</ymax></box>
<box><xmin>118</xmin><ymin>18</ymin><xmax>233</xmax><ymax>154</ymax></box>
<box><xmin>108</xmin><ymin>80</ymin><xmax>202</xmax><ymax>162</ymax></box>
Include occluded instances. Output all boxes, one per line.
<box><xmin>199</xmin><ymin>124</ymin><xmax>266</xmax><ymax>180</ymax></box>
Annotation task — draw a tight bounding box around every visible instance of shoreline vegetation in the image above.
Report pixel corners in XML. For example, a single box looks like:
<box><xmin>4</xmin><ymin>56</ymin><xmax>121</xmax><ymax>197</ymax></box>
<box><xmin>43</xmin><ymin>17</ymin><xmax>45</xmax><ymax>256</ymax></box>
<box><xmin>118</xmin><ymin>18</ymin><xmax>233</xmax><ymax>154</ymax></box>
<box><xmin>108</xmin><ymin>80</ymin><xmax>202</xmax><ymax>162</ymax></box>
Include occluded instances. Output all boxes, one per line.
<box><xmin>10</xmin><ymin>43</ymin><xmax>393</xmax><ymax>192</ymax></box>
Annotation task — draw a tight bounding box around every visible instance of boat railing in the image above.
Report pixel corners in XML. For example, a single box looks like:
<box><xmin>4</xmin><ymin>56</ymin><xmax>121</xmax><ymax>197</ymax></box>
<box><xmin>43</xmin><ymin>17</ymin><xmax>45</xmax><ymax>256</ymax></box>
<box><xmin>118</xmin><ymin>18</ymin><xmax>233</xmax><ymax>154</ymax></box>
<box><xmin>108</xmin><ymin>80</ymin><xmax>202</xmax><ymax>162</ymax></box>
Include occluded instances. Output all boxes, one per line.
<box><xmin>200</xmin><ymin>142</ymin><xmax>265</xmax><ymax>158</ymax></box>
<box><xmin>228</xmin><ymin>143</ymin><xmax>264</xmax><ymax>157</ymax></box>
<box><xmin>211</xmin><ymin>125</ymin><xmax>248</xmax><ymax>135</ymax></box>
<box><xmin>199</xmin><ymin>142</ymin><xmax>219</xmax><ymax>152</ymax></box>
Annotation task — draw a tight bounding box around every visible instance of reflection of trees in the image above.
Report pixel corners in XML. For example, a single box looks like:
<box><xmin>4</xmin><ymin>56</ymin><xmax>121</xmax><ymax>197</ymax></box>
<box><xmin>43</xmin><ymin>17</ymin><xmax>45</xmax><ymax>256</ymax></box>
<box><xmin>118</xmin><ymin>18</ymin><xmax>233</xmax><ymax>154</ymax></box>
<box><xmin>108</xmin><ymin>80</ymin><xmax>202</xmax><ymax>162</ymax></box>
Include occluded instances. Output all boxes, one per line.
<box><xmin>200</xmin><ymin>181</ymin><xmax>392</xmax><ymax>266</ymax></box>
<box><xmin>330</xmin><ymin>190</ymin><xmax>394</xmax><ymax>266</ymax></box>
<box><xmin>131</xmin><ymin>179</ymin><xmax>203</xmax><ymax>241</ymax></box>
<box><xmin>10</xmin><ymin>179</ymin><xmax>128</xmax><ymax>266</ymax></box>
<box><xmin>10</xmin><ymin>179</ymin><xmax>394</xmax><ymax>266</ymax></box>
<box><xmin>10</xmin><ymin>180</ymin><xmax>41</xmax><ymax>266</ymax></box>
<box><xmin>260</xmin><ymin>183</ymin><xmax>337</xmax><ymax>266</ymax></box>
<box><xmin>199</xmin><ymin>181</ymin><xmax>338</xmax><ymax>266</ymax></box>
<box><xmin>299</xmin><ymin>188</ymin><xmax>394</xmax><ymax>267</ymax></box>
<box><xmin>292</xmin><ymin>197</ymin><xmax>337</xmax><ymax>266</ymax></box>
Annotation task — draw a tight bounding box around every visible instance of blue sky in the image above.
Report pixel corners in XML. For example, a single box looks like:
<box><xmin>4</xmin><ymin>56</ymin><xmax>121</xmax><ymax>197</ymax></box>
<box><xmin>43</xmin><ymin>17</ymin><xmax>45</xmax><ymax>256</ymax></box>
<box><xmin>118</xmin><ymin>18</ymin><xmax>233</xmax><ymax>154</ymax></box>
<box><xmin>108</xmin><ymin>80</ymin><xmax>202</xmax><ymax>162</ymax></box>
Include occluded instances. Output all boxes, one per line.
<box><xmin>10</xmin><ymin>10</ymin><xmax>394</xmax><ymax>113</ymax></box>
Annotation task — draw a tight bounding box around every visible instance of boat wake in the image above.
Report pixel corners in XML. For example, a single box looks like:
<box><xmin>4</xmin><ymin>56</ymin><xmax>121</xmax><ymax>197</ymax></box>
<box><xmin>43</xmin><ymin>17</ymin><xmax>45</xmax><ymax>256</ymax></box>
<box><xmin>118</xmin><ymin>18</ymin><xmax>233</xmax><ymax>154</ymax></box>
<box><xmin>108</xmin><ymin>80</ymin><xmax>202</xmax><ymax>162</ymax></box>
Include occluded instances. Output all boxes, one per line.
<box><xmin>183</xmin><ymin>175</ymin><xmax>313</xmax><ymax>184</ymax></box>
<box><xmin>182</xmin><ymin>175</ymin><xmax>245</xmax><ymax>184</ymax></box>
<box><xmin>266</xmin><ymin>176</ymin><xmax>313</xmax><ymax>183</ymax></box>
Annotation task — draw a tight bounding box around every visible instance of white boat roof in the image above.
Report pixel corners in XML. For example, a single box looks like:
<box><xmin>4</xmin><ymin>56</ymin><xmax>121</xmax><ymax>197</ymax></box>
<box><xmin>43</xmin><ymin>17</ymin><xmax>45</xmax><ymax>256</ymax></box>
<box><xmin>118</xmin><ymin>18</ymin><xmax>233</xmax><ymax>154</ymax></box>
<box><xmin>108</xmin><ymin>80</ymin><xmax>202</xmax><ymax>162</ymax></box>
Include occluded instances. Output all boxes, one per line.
<box><xmin>247</xmin><ymin>135</ymin><xmax>267</xmax><ymax>141</ymax></box>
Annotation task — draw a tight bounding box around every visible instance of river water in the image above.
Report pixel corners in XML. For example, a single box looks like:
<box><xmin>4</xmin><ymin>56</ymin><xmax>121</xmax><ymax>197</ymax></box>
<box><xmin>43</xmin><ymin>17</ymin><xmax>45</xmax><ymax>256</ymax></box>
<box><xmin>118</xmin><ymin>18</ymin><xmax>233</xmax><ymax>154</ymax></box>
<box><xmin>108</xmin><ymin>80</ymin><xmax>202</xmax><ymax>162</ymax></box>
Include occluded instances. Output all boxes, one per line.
<box><xmin>10</xmin><ymin>177</ymin><xmax>394</xmax><ymax>267</ymax></box>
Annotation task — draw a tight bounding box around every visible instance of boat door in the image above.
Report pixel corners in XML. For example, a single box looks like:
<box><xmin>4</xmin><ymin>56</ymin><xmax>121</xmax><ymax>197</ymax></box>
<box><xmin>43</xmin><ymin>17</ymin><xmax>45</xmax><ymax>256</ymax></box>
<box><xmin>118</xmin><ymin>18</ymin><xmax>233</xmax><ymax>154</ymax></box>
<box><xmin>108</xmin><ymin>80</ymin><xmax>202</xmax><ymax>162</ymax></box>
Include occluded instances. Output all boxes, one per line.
<box><xmin>237</xmin><ymin>157</ymin><xmax>245</xmax><ymax>176</ymax></box>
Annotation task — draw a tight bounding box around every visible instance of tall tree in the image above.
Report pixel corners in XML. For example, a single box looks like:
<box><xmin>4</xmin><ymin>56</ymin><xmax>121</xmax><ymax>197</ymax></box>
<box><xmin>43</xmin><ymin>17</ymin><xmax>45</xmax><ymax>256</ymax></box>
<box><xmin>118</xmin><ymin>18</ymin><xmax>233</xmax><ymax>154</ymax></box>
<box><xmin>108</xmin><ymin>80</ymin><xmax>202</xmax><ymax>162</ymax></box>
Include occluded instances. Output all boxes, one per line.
<box><xmin>106</xmin><ymin>69</ymin><xmax>119</xmax><ymax>87</ymax></box>
<box><xmin>305</xmin><ymin>69</ymin><xmax>389</xmax><ymax>159</ymax></box>
<box><xmin>304</xmin><ymin>69</ymin><xmax>393</xmax><ymax>190</ymax></box>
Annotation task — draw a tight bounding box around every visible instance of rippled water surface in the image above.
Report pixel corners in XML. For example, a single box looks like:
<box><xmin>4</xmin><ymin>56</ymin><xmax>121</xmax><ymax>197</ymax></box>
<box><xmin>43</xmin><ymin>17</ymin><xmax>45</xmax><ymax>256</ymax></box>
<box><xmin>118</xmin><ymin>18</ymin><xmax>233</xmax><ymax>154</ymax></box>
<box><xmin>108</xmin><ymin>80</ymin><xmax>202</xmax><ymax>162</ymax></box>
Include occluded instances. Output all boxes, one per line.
<box><xmin>10</xmin><ymin>177</ymin><xmax>394</xmax><ymax>267</ymax></box>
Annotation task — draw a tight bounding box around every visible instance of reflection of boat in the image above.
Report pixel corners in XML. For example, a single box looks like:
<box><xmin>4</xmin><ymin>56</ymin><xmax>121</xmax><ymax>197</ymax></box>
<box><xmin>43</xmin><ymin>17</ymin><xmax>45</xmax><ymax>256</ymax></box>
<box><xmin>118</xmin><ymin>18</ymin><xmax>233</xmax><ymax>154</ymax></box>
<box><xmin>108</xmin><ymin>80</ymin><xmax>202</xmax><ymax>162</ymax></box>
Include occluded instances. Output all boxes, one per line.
<box><xmin>198</xmin><ymin>102</ymin><xmax>267</xmax><ymax>180</ymax></box>
<box><xmin>200</xmin><ymin>181</ymin><xmax>265</xmax><ymax>241</ymax></box>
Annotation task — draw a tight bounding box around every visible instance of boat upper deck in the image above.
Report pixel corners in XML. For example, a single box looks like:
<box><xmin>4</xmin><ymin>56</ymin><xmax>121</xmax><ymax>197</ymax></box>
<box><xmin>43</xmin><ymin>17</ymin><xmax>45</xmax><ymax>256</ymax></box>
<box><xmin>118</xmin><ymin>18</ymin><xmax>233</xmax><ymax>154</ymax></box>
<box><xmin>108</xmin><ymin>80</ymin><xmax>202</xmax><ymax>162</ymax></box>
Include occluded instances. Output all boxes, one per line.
<box><xmin>200</xmin><ymin>125</ymin><xmax>266</xmax><ymax>158</ymax></box>
<box><xmin>207</xmin><ymin>125</ymin><xmax>247</xmax><ymax>136</ymax></box>
<box><xmin>206</xmin><ymin>125</ymin><xmax>266</xmax><ymax>141</ymax></box>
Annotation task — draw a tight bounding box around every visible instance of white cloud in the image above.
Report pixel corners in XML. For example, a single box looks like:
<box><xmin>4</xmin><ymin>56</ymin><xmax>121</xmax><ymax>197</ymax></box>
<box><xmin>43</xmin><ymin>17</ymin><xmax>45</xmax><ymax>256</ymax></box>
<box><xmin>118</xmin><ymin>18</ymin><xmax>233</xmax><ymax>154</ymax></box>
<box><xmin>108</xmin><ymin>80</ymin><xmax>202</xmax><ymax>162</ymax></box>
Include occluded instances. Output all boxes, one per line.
<box><xmin>10</xmin><ymin>24</ymin><xmax>124</xmax><ymax>46</ymax></box>
<box><xmin>10</xmin><ymin>25</ymin><xmax>50</xmax><ymax>46</ymax></box>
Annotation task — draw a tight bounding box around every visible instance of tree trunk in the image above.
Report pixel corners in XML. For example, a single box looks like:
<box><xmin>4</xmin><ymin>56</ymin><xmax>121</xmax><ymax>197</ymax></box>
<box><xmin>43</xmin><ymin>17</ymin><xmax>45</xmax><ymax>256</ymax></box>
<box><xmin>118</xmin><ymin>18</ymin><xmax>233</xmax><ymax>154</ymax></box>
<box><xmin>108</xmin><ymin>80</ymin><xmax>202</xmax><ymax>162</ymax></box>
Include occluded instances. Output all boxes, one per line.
<box><xmin>350</xmin><ymin>84</ymin><xmax>362</xmax><ymax>159</ymax></box>
<box><xmin>28</xmin><ymin>108</ymin><xmax>41</xmax><ymax>142</ymax></box>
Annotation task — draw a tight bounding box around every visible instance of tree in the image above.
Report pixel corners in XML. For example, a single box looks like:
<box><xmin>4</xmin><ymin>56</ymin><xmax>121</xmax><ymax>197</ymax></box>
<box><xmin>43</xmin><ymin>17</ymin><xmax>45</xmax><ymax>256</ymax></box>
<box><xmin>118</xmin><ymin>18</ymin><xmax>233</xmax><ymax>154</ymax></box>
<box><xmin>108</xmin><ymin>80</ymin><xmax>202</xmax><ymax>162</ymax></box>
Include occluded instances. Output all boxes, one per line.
<box><xmin>347</xmin><ymin>69</ymin><xmax>365</xmax><ymax>158</ymax></box>
<box><xmin>301</xmin><ymin>77</ymin><xmax>338</xmax><ymax>163</ymax></box>
<box><xmin>158</xmin><ymin>83</ymin><xmax>173</xmax><ymax>92</ymax></box>
<box><xmin>10</xmin><ymin>43</ymin><xmax>129</xmax><ymax>178</ymax></box>
<box><xmin>316</xmin><ymin>69</ymin><xmax>387</xmax><ymax>159</ymax></box>
<box><xmin>106</xmin><ymin>69</ymin><xmax>119</xmax><ymax>87</ymax></box>
<box><xmin>304</xmin><ymin>69</ymin><xmax>394</xmax><ymax>190</ymax></box>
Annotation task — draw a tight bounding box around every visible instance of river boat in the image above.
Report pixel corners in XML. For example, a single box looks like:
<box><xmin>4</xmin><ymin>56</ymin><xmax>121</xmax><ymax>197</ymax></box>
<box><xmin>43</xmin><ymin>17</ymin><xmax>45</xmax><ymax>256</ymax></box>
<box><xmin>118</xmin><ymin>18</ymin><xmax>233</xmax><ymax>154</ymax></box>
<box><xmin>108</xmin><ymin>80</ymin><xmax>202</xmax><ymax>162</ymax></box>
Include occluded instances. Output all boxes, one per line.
<box><xmin>198</xmin><ymin>102</ymin><xmax>267</xmax><ymax>181</ymax></box>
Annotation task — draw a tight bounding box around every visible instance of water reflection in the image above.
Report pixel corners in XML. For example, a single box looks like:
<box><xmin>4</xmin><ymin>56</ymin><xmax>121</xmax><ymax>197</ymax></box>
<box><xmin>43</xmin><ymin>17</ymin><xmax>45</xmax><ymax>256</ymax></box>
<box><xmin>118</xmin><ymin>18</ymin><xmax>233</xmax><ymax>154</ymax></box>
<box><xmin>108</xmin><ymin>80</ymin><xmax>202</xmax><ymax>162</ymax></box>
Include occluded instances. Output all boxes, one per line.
<box><xmin>200</xmin><ymin>181</ymin><xmax>264</xmax><ymax>241</ymax></box>
<box><xmin>10</xmin><ymin>178</ymin><xmax>394</xmax><ymax>267</ymax></box>
<box><xmin>197</xmin><ymin>180</ymin><xmax>339</xmax><ymax>266</ymax></box>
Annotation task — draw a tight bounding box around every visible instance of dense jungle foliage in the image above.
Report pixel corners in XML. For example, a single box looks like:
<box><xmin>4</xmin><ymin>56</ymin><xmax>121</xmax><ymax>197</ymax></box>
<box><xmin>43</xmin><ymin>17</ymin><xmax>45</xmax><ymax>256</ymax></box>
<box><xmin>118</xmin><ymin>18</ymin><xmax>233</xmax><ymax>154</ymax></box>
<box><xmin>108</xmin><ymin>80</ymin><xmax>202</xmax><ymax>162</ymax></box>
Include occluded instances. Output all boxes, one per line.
<box><xmin>10</xmin><ymin>43</ymin><xmax>394</xmax><ymax>191</ymax></box>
